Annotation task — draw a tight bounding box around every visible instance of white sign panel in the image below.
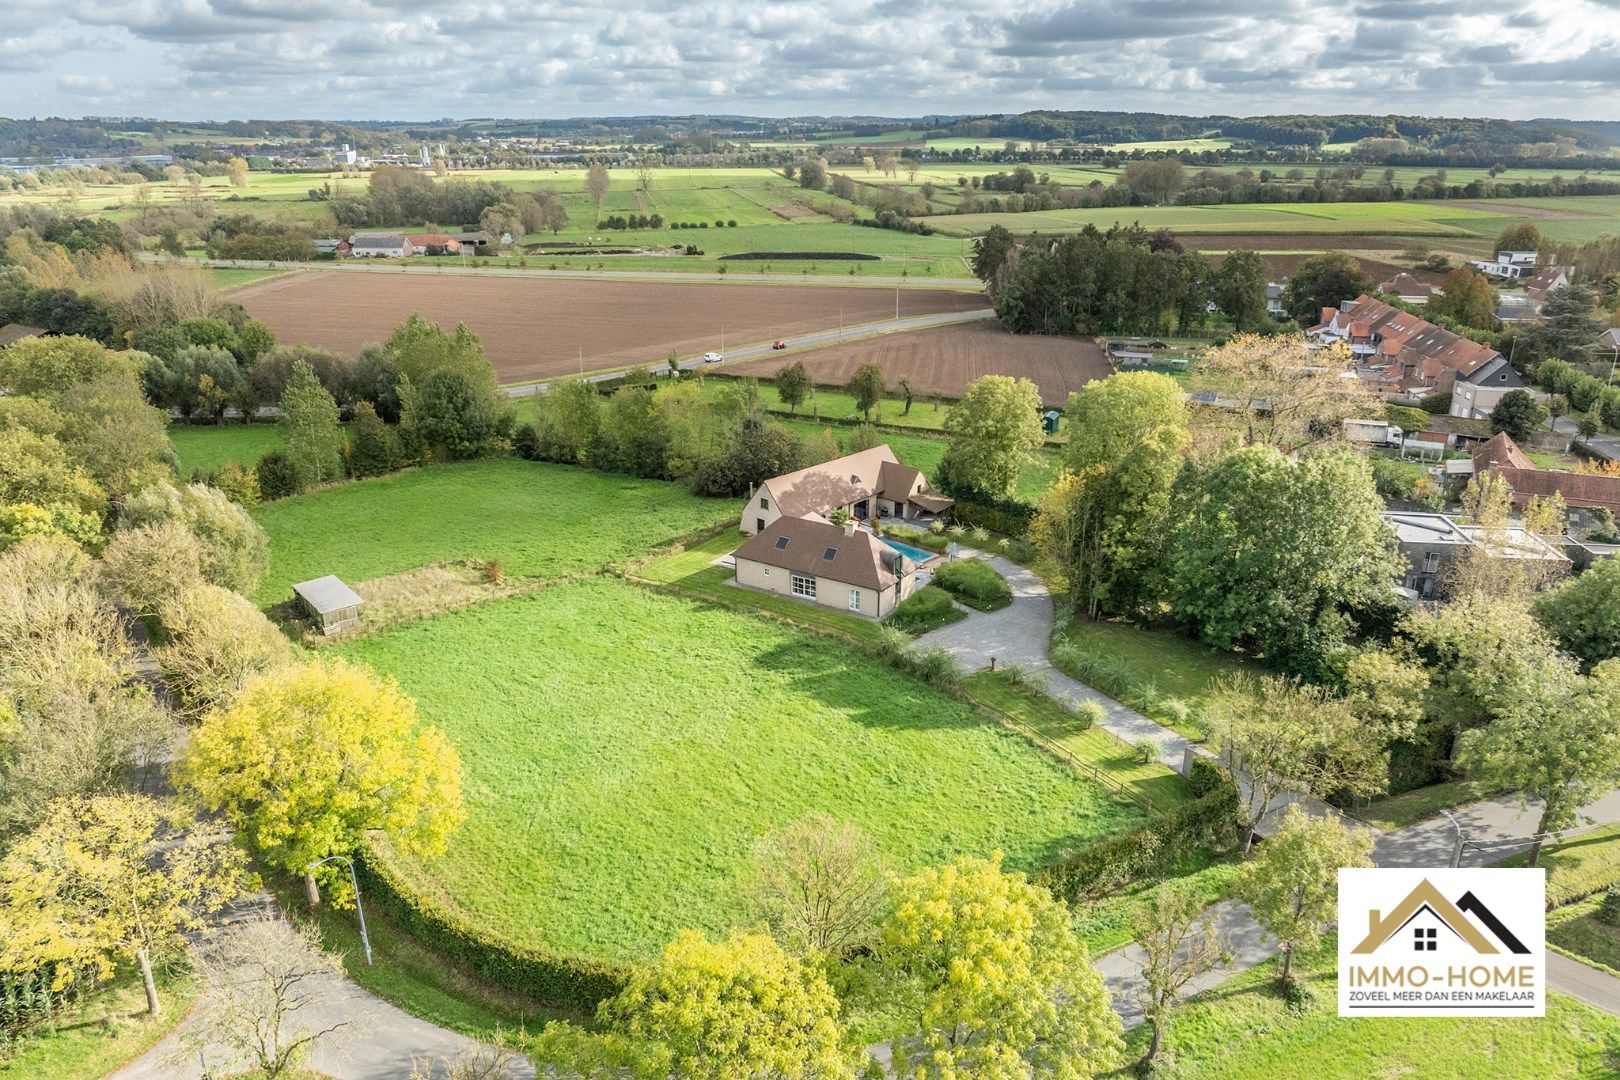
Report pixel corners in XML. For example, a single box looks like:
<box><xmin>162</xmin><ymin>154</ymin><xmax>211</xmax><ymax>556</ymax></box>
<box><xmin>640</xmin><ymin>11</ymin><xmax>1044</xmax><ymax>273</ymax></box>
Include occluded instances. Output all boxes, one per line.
<box><xmin>1338</xmin><ymin>867</ymin><xmax>1545</xmax><ymax>1017</ymax></box>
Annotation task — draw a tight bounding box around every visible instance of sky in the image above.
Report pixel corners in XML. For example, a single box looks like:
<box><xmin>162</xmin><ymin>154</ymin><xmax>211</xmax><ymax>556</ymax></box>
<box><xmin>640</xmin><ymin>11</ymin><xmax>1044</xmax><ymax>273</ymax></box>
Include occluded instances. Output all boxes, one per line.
<box><xmin>3</xmin><ymin>0</ymin><xmax>1620</xmax><ymax>122</ymax></box>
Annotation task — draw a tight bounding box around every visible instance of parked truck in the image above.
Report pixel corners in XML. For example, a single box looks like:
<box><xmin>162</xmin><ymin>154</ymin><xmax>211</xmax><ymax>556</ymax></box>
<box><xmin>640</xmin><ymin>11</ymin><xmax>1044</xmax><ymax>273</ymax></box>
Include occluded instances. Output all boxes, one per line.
<box><xmin>1342</xmin><ymin>418</ymin><xmax>1403</xmax><ymax>448</ymax></box>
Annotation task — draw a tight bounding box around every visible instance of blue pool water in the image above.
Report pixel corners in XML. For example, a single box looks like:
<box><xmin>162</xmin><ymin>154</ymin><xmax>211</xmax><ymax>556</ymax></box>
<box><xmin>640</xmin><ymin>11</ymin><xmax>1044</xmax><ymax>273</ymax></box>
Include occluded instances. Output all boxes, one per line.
<box><xmin>881</xmin><ymin>537</ymin><xmax>936</xmax><ymax>564</ymax></box>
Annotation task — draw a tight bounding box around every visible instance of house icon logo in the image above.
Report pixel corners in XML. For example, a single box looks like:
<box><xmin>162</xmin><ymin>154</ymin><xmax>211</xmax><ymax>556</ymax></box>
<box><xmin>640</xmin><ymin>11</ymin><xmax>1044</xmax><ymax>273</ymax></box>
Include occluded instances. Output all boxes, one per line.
<box><xmin>1350</xmin><ymin>877</ymin><xmax>1530</xmax><ymax>957</ymax></box>
<box><xmin>1338</xmin><ymin>868</ymin><xmax>1544</xmax><ymax>1018</ymax></box>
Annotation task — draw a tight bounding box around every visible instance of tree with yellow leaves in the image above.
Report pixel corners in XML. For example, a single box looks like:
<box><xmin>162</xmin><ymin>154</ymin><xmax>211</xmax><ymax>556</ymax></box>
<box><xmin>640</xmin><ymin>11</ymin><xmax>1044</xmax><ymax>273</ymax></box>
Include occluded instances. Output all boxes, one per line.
<box><xmin>0</xmin><ymin>794</ymin><xmax>253</xmax><ymax>1016</ymax></box>
<box><xmin>533</xmin><ymin>929</ymin><xmax>858</xmax><ymax>1079</ymax></box>
<box><xmin>176</xmin><ymin>659</ymin><xmax>464</xmax><ymax>903</ymax></box>
<box><xmin>879</xmin><ymin>853</ymin><xmax>1122</xmax><ymax>1079</ymax></box>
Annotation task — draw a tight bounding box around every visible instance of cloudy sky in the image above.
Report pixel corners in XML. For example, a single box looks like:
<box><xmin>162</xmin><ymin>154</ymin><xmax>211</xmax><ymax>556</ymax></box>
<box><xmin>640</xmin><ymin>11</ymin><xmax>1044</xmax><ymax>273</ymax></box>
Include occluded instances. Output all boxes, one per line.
<box><xmin>4</xmin><ymin>0</ymin><xmax>1620</xmax><ymax>121</ymax></box>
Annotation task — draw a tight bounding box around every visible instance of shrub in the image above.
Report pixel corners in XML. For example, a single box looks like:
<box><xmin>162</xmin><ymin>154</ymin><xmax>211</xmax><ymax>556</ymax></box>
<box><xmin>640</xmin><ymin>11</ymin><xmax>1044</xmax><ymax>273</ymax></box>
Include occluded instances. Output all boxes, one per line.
<box><xmin>908</xmin><ymin>647</ymin><xmax>962</xmax><ymax>692</ymax></box>
<box><xmin>101</xmin><ymin>520</ymin><xmax>206</xmax><ymax>614</ymax></box>
<box><xmin>212</xmin><ymin>462</ymin><xmax>261</xmax><ymax>509</ymax></box>
<box><xmin>347</xmin><ymin>401</ymin><xmax>403</xmax><ymax>478</ymax></box>
<box><xmin>1598</xmin><ymin>888</ymin><xmax>1620</xmax><ymax>927</ymax></box>
<box><xmin>1074</xmin><ymin>699</ymin><xmax>1106</xmax><ymax>730</ymax></box>
<box><xmin>154</xmin><ymin>583</ymin><xmax>295</xmax><ymax>713</ymax></box>
<box><xmin>255</xmin><ymin>450</ymin><xmax>300</xmax><ymax>500</ymax></box>
<box><xmin>120</xmin><ymin>481</ymin><xmax>269</xmax><ymax>597</ymax></box>
<box><xmin>1158</xmin><ymin>698</ymin><xmax>1191</xmax><ymax>728</ymax></box>
<box><xmin>932</xmin><ymin>558</ymin><xmax>1012</xmax><ymax>611</ymax></box>
<box><xmin>885</xmin><ymin>585</ymin><xmax>961</xmax><ymax>634</ymax></box>
<box><xmin>950</xmin><ymin>497</ymin><xmax>1035</xmax><ymax>538</ymax></box>
<box><xmin>1134</xmin><ymin>737</ymin><xmax>1163</xmax><ymax>766</ymax></box>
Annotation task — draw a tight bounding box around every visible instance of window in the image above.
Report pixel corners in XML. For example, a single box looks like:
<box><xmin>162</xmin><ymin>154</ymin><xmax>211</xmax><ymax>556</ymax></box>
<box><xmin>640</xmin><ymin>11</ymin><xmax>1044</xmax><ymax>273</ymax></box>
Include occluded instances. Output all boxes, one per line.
<box><xmin>823</xmin><ymin>547</ymin><xmax>839</xmax><ymax>561</ymax></box>
<box><xmin>1423</xmin><ymin>551</ymin><xmax>1440</xmax><ymax>573</ymax></box>
<box><xmin>791</xmin><ymin>574</ymin><xmax>816</xmax><ymax>598</ymax></box>
<box><xmin>756</xmin><ymin>518</ymin><xmax>765</xmax><ymax>532</ymax></box>
<box><xmin>848</xmin><ymin>590</ymin><xmax>861</xmax><ymax>612</ymax></box>
<box><xmin>759</xmin><ymin>496</ymin><xmax>770</xmax><ymax>510</ymax></box>
<box><xmin>775</xmin><ymin>535</ymin><xmax>790</xmax><ymax>550</ymax></box>
<box><xmin>1413</xmin><ymin>927</ymin><xmax>1437</xmax><ymax>952</ymax></box>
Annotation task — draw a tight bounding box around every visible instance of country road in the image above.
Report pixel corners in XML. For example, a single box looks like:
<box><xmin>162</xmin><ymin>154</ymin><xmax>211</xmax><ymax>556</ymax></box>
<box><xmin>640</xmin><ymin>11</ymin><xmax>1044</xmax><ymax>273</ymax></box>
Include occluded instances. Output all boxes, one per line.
<box><xmin>499</xmin><ymin>306</ymin><xmax>996</xmax><ymax>397</ymax></box>
<box><xmin>142</xmin><ymin>252</ymin><xmax>984</xmax><ymax>291</ymax></box>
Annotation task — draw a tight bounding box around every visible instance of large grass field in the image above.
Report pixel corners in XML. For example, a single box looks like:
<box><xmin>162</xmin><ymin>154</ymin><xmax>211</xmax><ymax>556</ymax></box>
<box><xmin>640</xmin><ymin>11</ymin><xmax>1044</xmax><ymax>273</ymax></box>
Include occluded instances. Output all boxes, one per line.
<box><xmin>250</xmin><ymin>459</ymin><xmax>736</xmax><ymax>604</ymax></box>
<box><xmin>337</xmin><ymin>577</ymin><xmax>1147</xmax><ymax>961</ymax></box>
<box><xmin>1120</xmin><ymin>937</ymin><xmax>1620</xmax><ymax>1078</ymax></box>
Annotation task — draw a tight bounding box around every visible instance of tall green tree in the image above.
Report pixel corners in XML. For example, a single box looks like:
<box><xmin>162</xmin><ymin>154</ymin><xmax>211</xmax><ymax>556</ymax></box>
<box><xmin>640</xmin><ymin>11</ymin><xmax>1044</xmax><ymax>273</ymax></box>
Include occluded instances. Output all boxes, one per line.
<box><xmin>1517</xmin><ymin>282</ymin><xmax>1606</xmax><ymax>367</ymax></box>
<box><xmin>1205</xmin><ymin>673</ymin><xmax>1391</xmax><ymax>854</ymax></box>
<box><xmin>278</xmin><ymin>360</ymin><xmax>343</xmax><ymax>486</ymax></box>
<box><xmin>847</xmin><ymin>363</ymin><xmax>885</xmax><ymax>420</ymax></box>
<box><xmin>1212</xmin><ymin>250</ymin><xmax>1269</xmax><ymax>330</ymax></box>
<box><xmin>1490</xmin><ymin>388</ymin><xmax>1547</xmax><ymax>443</ymax></box>
<box><xmin>1535</xmin><ymin>557</ymin><xmax>1620</xmax><ymax>667</ymax></box>
<box><xmin>879</xmin><ymin>854</ymin><xmax>1122</xmax><ymax>1079</ymax></box>
<box><xmin>775</xmin><ymin>361</ymin><xmax>810</xmax><ymax>415</ymax></box>
<box><xmin>1237</xmin><ymin>806</ymin><xmax>1373</xmax><ymax>983</ymax></box>
<box><xmin>1051</xmin><ymin>372</ymin><xmax>1189</xmax><ymax>615</ymax></box>
<box><xmin>409</xmin><ymin>367</ymin><xmax>505</xmax><ymax>460</ymax></box>
<box><xmin>1280</xmin><ymin>252</ymin><xmax>1371</xmax><ymax>323</ymax></box>
<box><xmin>937</xmin><ymin>375</ymin><xmax>1044</xmax><ymax>502</ymax></box>
<box><xmin>1429</xmin><ymin>267</ymin><xmax>1497</xmax><ymax>329</ymax></box>
<box><xmin>1131</xmin><ymin>884</ymin><xmax>1226</xmax><ymax>1065</ymax></box>
<box><xmin>1457</xmin><ymin>658</ymin><xmax>1620</xmax><ymax>865</ymax></box>
<box><xmin>1168</xmin><ymin>447</ymin><xmax>1400</xmax><ymax>671</ymax></box>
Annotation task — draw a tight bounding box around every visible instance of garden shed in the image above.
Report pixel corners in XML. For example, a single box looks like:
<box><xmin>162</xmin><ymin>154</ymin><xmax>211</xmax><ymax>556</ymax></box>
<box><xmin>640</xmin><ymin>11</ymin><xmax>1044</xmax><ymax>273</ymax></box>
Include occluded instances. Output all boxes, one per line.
<box><xmin>293</xmin><ymin>575</ymin><xmax>365</xmax><ymax>635</ymax></box>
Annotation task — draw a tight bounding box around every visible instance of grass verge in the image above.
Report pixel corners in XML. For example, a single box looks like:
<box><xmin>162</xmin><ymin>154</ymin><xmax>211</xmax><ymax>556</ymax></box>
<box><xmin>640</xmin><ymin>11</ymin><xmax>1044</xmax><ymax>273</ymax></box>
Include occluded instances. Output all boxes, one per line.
<box><xmin>1549</xmin><ymin>897</ymin><xmax>1620</xmax><ymax>978</ymax></box>
<box><xmin>1115</xmin><ymin>935</ymin><xmax>1620</xmax><ymax>1078</ymax></box>
<box><xmin>1505</xmin><ymin>821</ymin><xmax>1620</xmax><ymax>908</ymax></box>
<box><xmin>0</xmin><ymin>967</ymin><xmax>195</xmax><ymax>1079</ymax></box>
<box><xmin>1355</xmin><ymin>778</ymin><xmax>1498</xmax><ymax>831</ymax></box>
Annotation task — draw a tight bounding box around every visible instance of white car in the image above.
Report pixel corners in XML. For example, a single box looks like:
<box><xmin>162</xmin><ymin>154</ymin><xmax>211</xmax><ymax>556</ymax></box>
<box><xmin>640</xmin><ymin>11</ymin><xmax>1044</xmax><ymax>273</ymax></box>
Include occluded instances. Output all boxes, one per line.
<box><xmin>703</xmin><ymin>351</ymin><xmax>722</xmax><ymax>363</ymax></box>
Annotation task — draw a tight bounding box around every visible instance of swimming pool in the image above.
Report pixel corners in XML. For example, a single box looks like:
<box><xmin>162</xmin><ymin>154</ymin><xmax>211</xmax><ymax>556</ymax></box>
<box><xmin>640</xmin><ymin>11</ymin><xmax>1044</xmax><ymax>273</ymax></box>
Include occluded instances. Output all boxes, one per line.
<box><xmin>882</xmin><ymin>537</ymin><xmax>937</xmax><ymax>564</ymax></box>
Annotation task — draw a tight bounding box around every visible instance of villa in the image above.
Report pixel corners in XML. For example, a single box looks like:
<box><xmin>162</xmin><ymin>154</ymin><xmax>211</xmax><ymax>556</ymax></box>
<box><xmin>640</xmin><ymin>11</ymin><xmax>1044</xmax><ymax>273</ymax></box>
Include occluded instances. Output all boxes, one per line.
<box><xmin>740</xmin><ymin>444</ymin><xmax>953</xmax><ymax>536</ymax></box>
<box><xmin>732</xmin><ymin>513</ymin><xmax>919</xmax><ymax>618</ymax></box>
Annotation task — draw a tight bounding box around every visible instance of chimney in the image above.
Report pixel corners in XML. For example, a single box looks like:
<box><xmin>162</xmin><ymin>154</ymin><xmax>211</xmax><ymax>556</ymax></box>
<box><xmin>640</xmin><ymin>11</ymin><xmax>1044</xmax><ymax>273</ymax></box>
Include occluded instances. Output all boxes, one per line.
<box><xmin>843</xmin><ymin>519</ymin><xmax>856</xmax><ymax>538</ymax></box>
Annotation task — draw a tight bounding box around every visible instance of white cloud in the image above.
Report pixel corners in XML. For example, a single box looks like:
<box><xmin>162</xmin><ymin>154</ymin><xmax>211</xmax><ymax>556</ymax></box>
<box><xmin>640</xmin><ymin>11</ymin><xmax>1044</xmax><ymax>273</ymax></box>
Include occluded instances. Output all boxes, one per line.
<box><xmin>0</xmin><ymin>0</ymin><xmax>1617</xmax><ymax>118</ymax></box>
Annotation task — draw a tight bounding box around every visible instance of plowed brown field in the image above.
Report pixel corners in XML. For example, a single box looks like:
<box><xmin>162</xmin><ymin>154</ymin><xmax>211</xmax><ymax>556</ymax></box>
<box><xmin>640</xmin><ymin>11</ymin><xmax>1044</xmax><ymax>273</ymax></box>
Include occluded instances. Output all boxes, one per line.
<box><xmin>232</xmin><ymin>271</ymin><xmax>985</xmax><ymax>383</ymax></box>
<box><xmin>727</xmin><ymin>321</ymin><xmax>1113</xmax><ymax>406</ymax></box>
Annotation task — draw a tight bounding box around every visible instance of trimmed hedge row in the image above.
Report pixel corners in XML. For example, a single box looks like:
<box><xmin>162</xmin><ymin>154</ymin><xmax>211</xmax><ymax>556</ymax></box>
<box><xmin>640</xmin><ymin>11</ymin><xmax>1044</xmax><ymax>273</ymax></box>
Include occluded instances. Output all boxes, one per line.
<box><xmin>1036</xmin><ymin>758</ymin><xmax>1239</xmax><ymax>903</ymax></box>
<box><xmin>718</xmin><ymin>251</ymin><xmax>881</xmax><ymax>261</ymax></box>
<box><xmin>951</xmin><ymin>496</ymin><xmax>1036</xmax><ymax>538</ymax></box>
<box><xmin>357</xmin><ymin>844</ymin><xmax>629</xmax><ymax>1013</ymax></box>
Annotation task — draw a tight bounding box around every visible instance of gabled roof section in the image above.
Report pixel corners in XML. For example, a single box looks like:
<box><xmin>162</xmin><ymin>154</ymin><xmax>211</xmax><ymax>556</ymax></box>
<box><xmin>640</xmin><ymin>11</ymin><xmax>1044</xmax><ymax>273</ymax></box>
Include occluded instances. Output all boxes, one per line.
<box><xmin>733</xmin><ymin>515</ymin><xmax>912</xmax><ymax>591</ymax></box>
<box><xmin>1472</xmin><ymin>431</ymin><xmax>1536</xmax><ymax>473</ymax></box>
<box><xmin>758</xmin><ymin>444</ymin><xmax>901</xmax><ymax>520</ymax></box>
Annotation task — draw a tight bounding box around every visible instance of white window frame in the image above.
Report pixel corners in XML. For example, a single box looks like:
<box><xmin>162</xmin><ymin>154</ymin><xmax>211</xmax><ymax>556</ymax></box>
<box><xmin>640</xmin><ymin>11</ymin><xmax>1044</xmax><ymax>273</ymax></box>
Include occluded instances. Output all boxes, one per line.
<box><xmin>848</xmin><ymin>589</ymin><xmax>861</xmax><ymax>612</ymax></box>
<box><xmin>790</xmin><ymin>574</ymin><xmax>816</xmax><ymax>598</ymax></box>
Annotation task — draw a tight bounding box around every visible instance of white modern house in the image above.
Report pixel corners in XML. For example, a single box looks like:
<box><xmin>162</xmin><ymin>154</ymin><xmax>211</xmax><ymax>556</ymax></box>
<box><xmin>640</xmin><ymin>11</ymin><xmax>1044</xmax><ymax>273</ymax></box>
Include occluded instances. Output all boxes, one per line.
<box><xmin>1468</xmin><ymin>250</ymin><xmax>1538</xmax><ymax>280</ymax></box>
<box><xmin>348</xmin><ymin>233</ymin><xmax>416</xmax><ymax>258</ymax></box>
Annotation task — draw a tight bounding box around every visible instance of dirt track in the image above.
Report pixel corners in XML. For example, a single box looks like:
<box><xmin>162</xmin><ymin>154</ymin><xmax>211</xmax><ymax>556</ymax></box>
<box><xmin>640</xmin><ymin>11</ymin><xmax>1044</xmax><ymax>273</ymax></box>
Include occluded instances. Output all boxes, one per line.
<box><xmin>231</xmin><ymin>271</ymin><xmax>985</xmax><ymax>384</ymax></box>
<box><xmin>726</xmin><ymin>320</ymin><xmax>1113</xmax><ymax>407</ymax></box>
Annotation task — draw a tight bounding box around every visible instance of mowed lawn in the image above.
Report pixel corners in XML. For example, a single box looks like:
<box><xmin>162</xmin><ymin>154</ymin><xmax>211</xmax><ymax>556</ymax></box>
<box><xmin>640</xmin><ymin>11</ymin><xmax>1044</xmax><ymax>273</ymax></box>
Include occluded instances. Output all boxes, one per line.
<box><xmin>1122</xmin><ymin>938</ymin><xmax>1620</xmax><ymax>1078</ymax></box>
<box><xmin>339</xmin><ymin>577</ymin><xmax>1146</xmax><ymax>961</ymax></box>
<box><xmin>250</xmin><ymin>459</ymin><xmax>735</xmax><ymax>604</ymax></box>
<box><xmin>169</xmin><ymin>422</ymin><xmax>288</xmax><ymax>474</ymax></box>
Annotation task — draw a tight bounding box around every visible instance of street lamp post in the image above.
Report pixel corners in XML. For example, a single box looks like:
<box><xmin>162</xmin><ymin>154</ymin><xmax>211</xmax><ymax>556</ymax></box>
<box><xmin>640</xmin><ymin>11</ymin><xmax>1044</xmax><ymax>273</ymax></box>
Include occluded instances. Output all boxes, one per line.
<box><xmin>1439</xmin><ymin>809</ymin><xmax>1465</xmax><ymax>868</ymax></box>
<box><xmin>306</xmin><ymin>855</ymin><xmax>374</xmax><ymax>966</ymax></box>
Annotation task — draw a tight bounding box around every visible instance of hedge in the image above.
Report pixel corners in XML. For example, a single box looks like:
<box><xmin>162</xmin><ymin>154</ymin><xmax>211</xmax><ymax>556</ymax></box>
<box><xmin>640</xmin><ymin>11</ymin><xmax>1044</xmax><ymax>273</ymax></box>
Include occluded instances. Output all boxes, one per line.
<box><xmin>932</xmin><ymin>558</ymin><xmax>1013</xmax><ymax>611</ymax></box>
<box><xmin>885</xmin><ymin>584</ymin><xmax>964</xmax><ymax>634</ymax></box>
<box><xmin>718</xmin><ymin>251</ymin><xmax>881</xmax><ymax>261</ymax></box>
<box><xmin>951</xmin><ymin>496</ymin><xmax>1035</xmax><ymax>538</ymax></box>
<box><xmin>1036</xmin><ymin>760</ymin><xmax>1239</xmax><ymax>903</ymax></box>
<box><xmin>357</xmin><ymin>844</ymin><xmax>630</xmax><ymax>1013</ymax></box>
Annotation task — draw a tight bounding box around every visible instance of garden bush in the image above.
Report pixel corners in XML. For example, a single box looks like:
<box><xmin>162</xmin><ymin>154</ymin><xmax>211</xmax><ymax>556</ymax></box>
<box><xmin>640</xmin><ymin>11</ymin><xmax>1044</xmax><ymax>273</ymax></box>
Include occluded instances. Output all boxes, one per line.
<box><xmin>1073</xmin><ymin>699</ymin><xmax>1105</xmax><ymax>730</ymax></box>
<box><xmin>885</xmin><ymin>585</ymin><xmax>962</xmax><ymax>634</ymax></box>
<box><xmin>255</xmin><ymin>449</ymin><xmax>300</xmax><ymax>500</ymax></box>
<box><xmin>932</xmin><ymin>558</ymin><xmax>1013</xmax><ymax>611</ymax></box>
<box><xmin>950</xmin><ymin>496</ymin><xmax>1035</xmax><ymax>538</ymax></box>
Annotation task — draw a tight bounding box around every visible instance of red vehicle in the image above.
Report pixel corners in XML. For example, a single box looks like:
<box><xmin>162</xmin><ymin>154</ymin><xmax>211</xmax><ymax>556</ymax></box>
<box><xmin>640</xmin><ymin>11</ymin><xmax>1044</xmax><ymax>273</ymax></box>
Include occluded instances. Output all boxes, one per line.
<box><xmin>771</xmin><ymin>340</ymin><xmax>787</xmax><ymax>350</ymax></box>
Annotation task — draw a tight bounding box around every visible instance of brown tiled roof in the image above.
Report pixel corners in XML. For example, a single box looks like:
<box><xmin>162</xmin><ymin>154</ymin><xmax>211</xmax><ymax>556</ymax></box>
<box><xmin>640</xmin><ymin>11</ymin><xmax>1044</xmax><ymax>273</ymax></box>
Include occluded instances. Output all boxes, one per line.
<box><xmin>1473</xmin><ymin>432</ymin><xmax>1536</xmax><ymax>473</ymax></box>
<box><xmin>734</xmin><ymin>515</ymin><xmax>912</xmax><ymax>591</ymax></box>
<box><xmin>1378</xmin><ymin>272</ymin><xmax>1432</xmax><ymax>298</ymax></box>
<box><xmin>406</xmin><ymin>233</ymin><xmax>460</xmax><ymax>246</ymax></box>
<box><xmin>1494</xmin><ymin>468</ymin><xmax>1620</xmax><ymax>515</ymax></box>
<box><xmin>758</xmin><ymin>444</ymin><xmax>901</xmax><ymax>520</ymax></box>
<box><xmin>1524</xmin><ymin>266</ymin><xmax>1569</xmax><ymax>303</ymax></box>
<box><xmin>877</xmin><ymin>460</ymin><xmax>924</xmax><ymax>501</ymax></box>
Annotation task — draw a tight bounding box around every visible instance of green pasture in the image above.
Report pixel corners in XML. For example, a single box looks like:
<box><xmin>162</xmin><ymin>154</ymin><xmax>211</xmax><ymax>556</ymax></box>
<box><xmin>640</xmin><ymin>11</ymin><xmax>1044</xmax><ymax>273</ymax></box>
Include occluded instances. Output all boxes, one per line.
<box><xmin>1119</xmin><ymin>937</ymin><xmax>1620</xmax><ymax>1078</ymax></box>
<box><xmin>919</xmin><ymin>199</ymin><xmax>1515</xmax><ymax>238</ymax></box>
<box><xmin>168</xmin><ymin>421</ymin><xmax>287</xmax><ymax>474</ymax></box>
<box><xmin>339</xmin><ymin>576</ymin><xmax>1148</xmax><ymax>962</ymax></box>
<box><xmin>250</xmin><ymin>458</ymin><xmax>736</xmax><ymax>605</ymax></box>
